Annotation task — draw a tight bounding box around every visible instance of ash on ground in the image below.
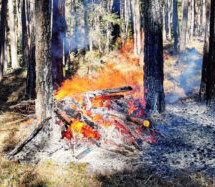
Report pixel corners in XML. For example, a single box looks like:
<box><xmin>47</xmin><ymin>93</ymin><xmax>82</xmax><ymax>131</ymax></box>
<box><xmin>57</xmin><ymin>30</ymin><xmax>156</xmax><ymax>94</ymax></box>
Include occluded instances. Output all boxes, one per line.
<box><xmin>71</xmin><ymin>100</ymin><xmax>215</xmax><ymax>178</ymax></box>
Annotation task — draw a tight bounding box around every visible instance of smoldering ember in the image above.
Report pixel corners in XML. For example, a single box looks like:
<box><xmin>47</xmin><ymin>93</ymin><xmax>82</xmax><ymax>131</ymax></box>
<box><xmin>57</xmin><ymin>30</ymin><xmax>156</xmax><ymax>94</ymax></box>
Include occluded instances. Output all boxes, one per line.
<box><xmin>0</xmin><ymin>0</ymin><xmax>215</xmax><ymax>186</ymax></box>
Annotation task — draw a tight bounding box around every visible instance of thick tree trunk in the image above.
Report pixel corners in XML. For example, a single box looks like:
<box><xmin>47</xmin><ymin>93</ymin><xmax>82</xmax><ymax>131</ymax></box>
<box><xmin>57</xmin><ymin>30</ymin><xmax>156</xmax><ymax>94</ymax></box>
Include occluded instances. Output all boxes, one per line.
<box><xmin>173</xmin><ymin>0</ymin><xmax>179</xmax><ymax>53</ymax></box>
<box><xmin>51</xmin><ymin>0</ymin><xmax>67</xmax><ymax>88</ymax></box>
<box><xmin>35</xmin><ymin>0</ymin><xmax>54</xmax><ymax>122</ymax></box>
<box><xmin>0</xmin><ymin>0</ymin><xmax>8</xmax><ymax>81</ymax></box>
<box><xmin>143</xmin><ymin>0</ymin><xmax>165</xmax><ymax>113</ymax></box>
<box><xmin>8</xmin><ymin>0</ymin><xmax>19</xmax><ymax>69</ymax></box>
<box><xmin>179</xmin><ymin>0</ymin><xmax>189</xmax><ymax>52</ymax></box>
<box><xmin>200</xmin><ymin>0</ymin><xmax>215</xmax><ymax>105</ymax></box>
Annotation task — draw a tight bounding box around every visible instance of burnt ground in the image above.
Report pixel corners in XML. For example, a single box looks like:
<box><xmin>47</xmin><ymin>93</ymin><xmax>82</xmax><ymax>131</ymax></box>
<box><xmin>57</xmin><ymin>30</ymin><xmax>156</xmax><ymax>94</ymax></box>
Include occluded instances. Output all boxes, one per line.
<box><xmin>142</xmin><ymin>100</ymin><xmax>215</xmax><ymax>183</ymax></box>
<box><xmin>76</xmin><ymin>97</ymin><xmax>215</xmax><ymax>186</ymax></box>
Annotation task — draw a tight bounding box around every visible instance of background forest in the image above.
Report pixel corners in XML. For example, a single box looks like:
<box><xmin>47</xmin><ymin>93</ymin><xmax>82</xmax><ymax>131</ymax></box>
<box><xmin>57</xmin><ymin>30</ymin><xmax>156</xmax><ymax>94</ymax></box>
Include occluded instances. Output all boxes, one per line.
<box><xmin>0</xmin><ymin>0</ymin><xmax>215</xmax><ymax>186</ymax></box>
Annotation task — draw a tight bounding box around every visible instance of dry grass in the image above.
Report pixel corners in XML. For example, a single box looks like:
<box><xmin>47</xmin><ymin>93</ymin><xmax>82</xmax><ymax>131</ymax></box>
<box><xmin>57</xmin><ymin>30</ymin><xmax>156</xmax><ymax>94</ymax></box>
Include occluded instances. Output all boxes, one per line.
<box><xmin>0</xmin><ymin>112</ymin><xmax>100</xmax><ymax>186</ymax></box>
<box><xmin>0</xmin><ymin>157</ymin><xmax>100</xmax><ymax>186</ymax></box>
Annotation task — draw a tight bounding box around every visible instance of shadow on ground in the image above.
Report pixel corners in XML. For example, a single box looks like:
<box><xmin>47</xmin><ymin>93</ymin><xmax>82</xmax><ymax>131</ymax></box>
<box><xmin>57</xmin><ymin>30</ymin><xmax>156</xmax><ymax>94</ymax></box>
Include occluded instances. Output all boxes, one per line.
<box><xmin>0</xmin><ymin>68</ymin><xmax>27</xmax><ymax>108</ymax></box>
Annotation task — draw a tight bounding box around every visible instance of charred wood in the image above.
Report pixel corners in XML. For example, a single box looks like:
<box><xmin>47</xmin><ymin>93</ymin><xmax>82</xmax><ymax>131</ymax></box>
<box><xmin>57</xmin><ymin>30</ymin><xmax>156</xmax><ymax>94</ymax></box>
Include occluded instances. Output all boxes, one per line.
<box><xmin>85</xmin><ymin>86</ymin><xmax>132</xmax><ymax>98</ymax></box>
<box><xmin>8</xmin><ymin>117</ymin><xmax>51</xmax><ymax>158</ymax></box>
<box><xmin>90</xmin><ymin>107</ymin><xmax>150</xmax><ymax>127</ymax></box>
<box><xmin>56</xmin><ymin>101</ymin><xmax>98</xmax><ymax>129</ymax></box>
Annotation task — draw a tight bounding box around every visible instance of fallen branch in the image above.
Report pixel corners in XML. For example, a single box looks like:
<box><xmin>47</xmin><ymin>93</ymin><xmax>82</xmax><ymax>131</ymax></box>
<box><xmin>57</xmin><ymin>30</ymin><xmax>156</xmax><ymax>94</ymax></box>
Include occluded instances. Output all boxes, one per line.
<box><xmin>9</xmin><ymin>100</ymin><xmax>35</xmax><ymax>109</ymax></box>
<box><xmin>8</xmin><ymin>117</ymin><xmax>51</xmax><ymax>158</ymax></box>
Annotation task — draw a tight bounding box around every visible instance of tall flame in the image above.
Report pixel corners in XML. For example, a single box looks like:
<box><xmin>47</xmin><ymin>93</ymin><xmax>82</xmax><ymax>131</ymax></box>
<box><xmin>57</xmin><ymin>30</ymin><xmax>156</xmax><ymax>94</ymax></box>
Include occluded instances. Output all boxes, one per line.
<box><xmin>56</xmin><ymin>37</ymin><xmax>147</xmax><ymax>141</ymax></box>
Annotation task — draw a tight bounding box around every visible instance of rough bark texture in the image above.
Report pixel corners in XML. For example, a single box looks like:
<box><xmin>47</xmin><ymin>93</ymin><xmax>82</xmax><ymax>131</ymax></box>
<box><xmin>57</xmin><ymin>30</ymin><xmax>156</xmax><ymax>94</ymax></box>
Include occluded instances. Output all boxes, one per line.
<box><xmin>173</xmin><ymin>0</ymin><xmax>179</xmax><ymax>53</ymax></box>
<box><xmin>35</xmin><ymin>0</ymin><xmax>54</xmax><ymax>123</ymax></box>
<box><xmin>51</xmin><ymin>0</ymin><xmax>67</xmax><ymax>88</ymax></box>
<box><xmin>8</xmin><ymin>0</ymin><xmax>19</xmax><ymax>69</ymax></box>
<box><xmin>0</xmin><ymin>0</ymin><xmax>8</xmax><ymax>81</ymax></box>
<box><xmin>26</xmin><ymin>0</ymin><xmax>36</xmax><ymax>98</ymax></box>
<box><xmin>143</xmin><ymin>0</ymin><xmax>165</xmax><ymax>113</ymax></box>
<box><xmin>201</xmin><ymin>0</ymin><xmax>207</xmax><ymax>35</ymax></box>
<box><xmin>200</xmin><ymin>0</ymin><xmax>215</xmax><ymax>105</ymax></box>
<box><xmin>21</xmin><ymin>0</ymin><xmax>29</xmax><ymax>67</ymax></box>
<box><xmin>132</xmin><ymin>0</ymin><xmax>141</xmax><ymax>55</ymax></box>
<box><xmin>180</xmin><ymin>0</ymin><xmax>189</xmax><ymax>52</ymax></box>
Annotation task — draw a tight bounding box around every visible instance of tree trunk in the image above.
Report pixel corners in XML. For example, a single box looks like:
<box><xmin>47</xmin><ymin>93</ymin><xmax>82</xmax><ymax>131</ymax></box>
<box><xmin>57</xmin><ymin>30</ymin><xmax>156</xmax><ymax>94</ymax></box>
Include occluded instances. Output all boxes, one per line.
<box><xmin>201</xmin><ymin>0</ymin><xmax>207</xmax><ymax>35</ymax></box>
<box><xmin>0</xmin><ymin>0</ymin><xmax>8</xmax><ymax>81</ymax></box>
<box><xmin>105</xmin><ymin>0</ymin><xmax>114</xmax><ymax>53</ymax></box>
<box><xmin>167</xmin><ymin>0</ymin><xmax>172</xmax><ymax>40</ymax></box>
<box><xmin>8</xmin><ymin>0</ymin><xmax>19</xmax><ymax>69</ymax></box>
<box><xmin>189</xmin><ymin>0</ymin><xmax>195</xmax><ymax>40</ymax></box>
<box><xmin>200</xmin><ymin>0</ymin><xmax>215</xmax><ymax>105</ymax></box>
<box><xmin>173</xmin><ymin>0</ymin><xmax>179</xmax><ymax>53</ymax></box>
<box><xmin>143</xmin><ymin>0</ymin><xmax>165</xmax><ymax>113</ymax></box>
<box><xmin>21</xmin><ymin>0</ymin><xmax>29</xmax><ymax>67</ymax></box>
<box><xmin>26</xmin><ymin>0</ymin><xmax>36</xmax><ymax>98</ymax></box>
<box><xmin>163</xmin><ymin>4</ymin><xmax>167</xmax><ymax>42</ymax></box>
<box><xmin>179</xmin><ymin>0</ymin><xmax>189</xmax><ymax>52</ymax></box>
<box><xmin>194</xmin><ymin>0</ymin><xmax>201</xmax><ymax>36</ymax></box>
<box><xmin>51</xmin><ymin>0</ymin><xmax>67</xmax><ymax>88</ymax></box>
<box><xmin>35</xmin><ymin>0</ymin><xmax>54</xmax><ymax>123</ymax></box>
<box><xmin>15</xmin><ymin>0</ymin><xmax>22</xmax><ymax>44</ymax></box>
<box><xmin>132</xmin><ymin>0</ymin><xmax>141</xmax><ymax>55</ymax></box>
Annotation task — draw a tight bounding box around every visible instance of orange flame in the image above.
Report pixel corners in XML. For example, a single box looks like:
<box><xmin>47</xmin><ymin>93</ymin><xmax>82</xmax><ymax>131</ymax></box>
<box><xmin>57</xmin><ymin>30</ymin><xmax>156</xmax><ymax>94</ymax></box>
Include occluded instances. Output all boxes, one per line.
<box><xmin>70</xmin><ymin>119</ymin><xmax>100</xmax><ymax>140</ymax></box>
<box><xmin>56</xmin><ymin>36</ymin><xmax>148</xmax><ymax>141</ymax></box>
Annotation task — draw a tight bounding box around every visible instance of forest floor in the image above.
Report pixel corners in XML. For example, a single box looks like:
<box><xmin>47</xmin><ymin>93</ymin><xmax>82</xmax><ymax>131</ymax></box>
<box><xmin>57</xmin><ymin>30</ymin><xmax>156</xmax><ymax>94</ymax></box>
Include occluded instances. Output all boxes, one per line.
<box><xmin>0</xmin><ymin>38</ymin><xmax>215</xmax><ymax>186</ymax></box>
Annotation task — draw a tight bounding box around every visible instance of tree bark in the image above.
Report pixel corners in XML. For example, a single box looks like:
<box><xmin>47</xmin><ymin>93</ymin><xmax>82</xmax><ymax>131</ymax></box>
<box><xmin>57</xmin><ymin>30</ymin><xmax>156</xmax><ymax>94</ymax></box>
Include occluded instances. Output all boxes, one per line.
<box><xmin>8</xmin><ymin>0</ymin><xmax>19</xmax><ymax>69</ymax></box>
<box><xmin>143</xmin><ymin>0</ymin><xmax>165</xmax><ymax>113</ymax></box>
<box><xmin>179</xmin><ymin>0</ymin><xmax>189</xmax><ymax>52</ymax></box>
<box><xmin>201</xmin><ymin>0</ymin><xmax>207</xmax><ymax>35</ymax></box>
<box><xmin>200</xmin><ymin>0</ymin><xmax>215</xmax><ymax>105</ymax></box>
<box><xmin>35</xmin><ymin>0</ymin><xmax>54</xmax><ymax>123</ymax></box>
<box><xmin>0</xmin><ymin>0</ymin><xmax>8</xmax><ymax>81</ymax></box>
<box><xmin>167</xmin><ymin>0</ymin><xmax>172</xmax><ymax>40</ymax></box>
<box><xmin>173</xmin><ymin>0</ymin><xmax>179</xmax><ymax>53</ymax></box>
<box><xmin>131</xmin><ymin>0</ymin><xmax>141</xmax><ymax>55</ymax></box>
<box><xmin>51</xmin><ymin>0</ymin><xmax>67</xmax><ymax>88</ymax></box>
<box><xmin>26</xmin><ymin>0</ymin><xmax>36</xmax><ymax>98</ymax></box>
<box><xmin>21</xmin><ymin>0</ymin><xmax>29</xmax><ymax>67</ymax></box>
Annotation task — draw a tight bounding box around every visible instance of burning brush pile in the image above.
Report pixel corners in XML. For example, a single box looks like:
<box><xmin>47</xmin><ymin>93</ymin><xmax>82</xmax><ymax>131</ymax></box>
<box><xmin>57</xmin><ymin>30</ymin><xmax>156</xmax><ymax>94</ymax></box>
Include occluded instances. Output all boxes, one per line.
<box><xmin>52</xmin><ymin>45</ymin><xmax>160</xmax><ymax>159</ymax></box>
<box><xmin>8</xmin><ymin>40</ymin><xmax>161</xmax><ymax>163</ymax></box>
<box><xmin>55</xmin><ymin>85</ymin><xmax>158</xmax><ymax>159</ymax></box>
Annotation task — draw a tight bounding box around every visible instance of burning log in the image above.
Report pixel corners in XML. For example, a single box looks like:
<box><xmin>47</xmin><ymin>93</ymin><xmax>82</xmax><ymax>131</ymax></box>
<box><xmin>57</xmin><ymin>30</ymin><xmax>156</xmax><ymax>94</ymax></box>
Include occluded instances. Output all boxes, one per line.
<box><xmin>83</xmin><ymin>86</ymin><xmax>132</xmax><ymax>109</ymax></box>
<box><xmin>55</xmin><ymin>108</ymin><xmax>75</xmax><ymax>126</ymax></box>
<box><xmin>85</xmin><ymin>86</ymin><xmax>132</xmax><ymax>98</ymax></box>
<box><xmin>93</xmin><ymin>95</ymin><xmax>124</xmax><ymax>101</ymax></box>
<box><xmin>90</xmin><ymin>107</ymin><xmax>150</xmax><ymax>127</ymax></box>
<box><xmin>56</xmin><ymin>101</ymin><xmax>98</xmax><ymax>129</ymax></box>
